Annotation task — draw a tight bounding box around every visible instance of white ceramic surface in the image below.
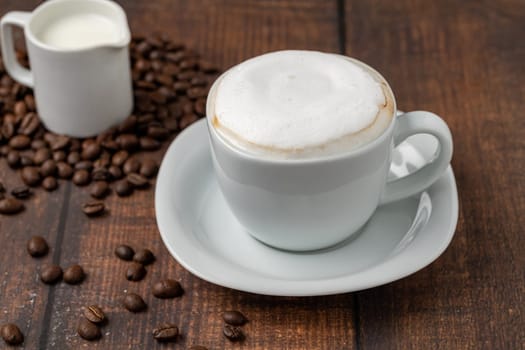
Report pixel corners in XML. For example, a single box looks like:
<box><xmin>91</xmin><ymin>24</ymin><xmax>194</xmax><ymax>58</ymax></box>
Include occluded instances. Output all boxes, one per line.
<box><xmin>206</xmin><ymin>57</ymin><xmax>453</xmax><ymax>251</ymax></box>
<box><xmin>0</xmin><ymin>0</ymin><xmax>132</xmax><ymax>137</ymax></box>
<box><xmin>155</xmin><ymin>119</ymin><xmax>459</xmax><ymax>296</ymax></box>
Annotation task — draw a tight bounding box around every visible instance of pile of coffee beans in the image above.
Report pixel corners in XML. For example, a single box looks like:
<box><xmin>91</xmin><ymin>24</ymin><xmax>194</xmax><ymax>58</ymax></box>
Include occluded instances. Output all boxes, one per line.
<box><xmin>0</xmin><ymin>34</ymin><xmax>220</xmax><ymax>216</ymax></box>
<box><xmin>222</xmin><ymin>310</ymin><xmax>249</xmax><ymax>342</ymax></box>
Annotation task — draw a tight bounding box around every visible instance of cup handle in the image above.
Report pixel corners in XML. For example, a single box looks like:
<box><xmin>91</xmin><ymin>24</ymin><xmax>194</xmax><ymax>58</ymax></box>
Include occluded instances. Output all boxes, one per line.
<box><xmin>0</xmin><ymin>11</ymin><xmax>33</xmax><ymax>87</ymax></box>
<box><xmin>380</xmin><ymin>111</ymin><xmax>453</xmax><ymax>205</ymax></box>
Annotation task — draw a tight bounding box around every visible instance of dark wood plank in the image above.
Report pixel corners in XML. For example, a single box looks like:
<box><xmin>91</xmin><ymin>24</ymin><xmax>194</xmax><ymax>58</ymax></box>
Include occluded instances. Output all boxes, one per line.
<box><xmin>345</xmin><ymin>0</ymin><xmax>525</xmax><ymax>348</ymax></box>
<box><xmin>38</xmin><ymin>1</ymin><xmax>358</xmax><ymax>349</ymax></box>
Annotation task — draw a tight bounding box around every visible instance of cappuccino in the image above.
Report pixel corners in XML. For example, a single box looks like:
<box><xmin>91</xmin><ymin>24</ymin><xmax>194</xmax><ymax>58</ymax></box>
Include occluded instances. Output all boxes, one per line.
<box><xmin>209</xmin><ymin>50</ymin><xmax>394</xmax><ymax>159</ymax></box>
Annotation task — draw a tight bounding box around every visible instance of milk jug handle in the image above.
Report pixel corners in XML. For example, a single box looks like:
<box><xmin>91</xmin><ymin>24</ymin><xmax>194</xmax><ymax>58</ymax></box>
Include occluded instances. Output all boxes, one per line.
<box><xmin>0</xmin><ymin>11</ymin><xmax>34</xmax><ymax>87</ymax></box>
<box><xmin>380</xmin><ymin>111</ymin><xmax>453</xmax><ymax>204</ymax></box>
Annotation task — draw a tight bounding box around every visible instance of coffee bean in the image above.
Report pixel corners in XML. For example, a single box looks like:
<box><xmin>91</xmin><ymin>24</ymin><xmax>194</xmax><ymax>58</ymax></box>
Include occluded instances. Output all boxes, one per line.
<box><xmin>223</xmin><ymin>324</ymin><xmax>244</xmax><ymax>342</ymax></box>
<box><xmin>73</xmin><ymin>169</ymin><xmax>91</xmax><ymax>186</ymax></box>
<box><xmin>20</xmin><ymin>155</ymin><xmax>34</xmax><ymax>167</ymax></box>
<box><xmin>19</xmin><ymin>112</ymin><xmax>39</xmax><ymax>135</ymax></box>
<box><xmin>57</xmin><ymin>162</ymin><xmax>74</xmax><ymax>179</ymax></box>
<box><xmin>40</xmin><ymin>159</ymin><xmax>57</xmax><ymax>177</ymax></box>
<box><xmin>2</xmin><ymin>121</ymin><xmax>15</xmax><ymax>139</ymax></box>
<box><xmin>82</xmin><ymin>143</ymin><xmax>102</xmax><ymax>160</ymax></box>
<box><xmin>11</xmin><ymin>186</ymin><xmax>31</xmax><ymax>199</ymax></box>
<box><xmin>152</xmin><ymin>324</ymin><xmax>179</xmax><ymax>342</ymax></box>
<box><xmin>74</xmin><ymin>160</ymin><xmax>93</xmax><ymax>171</ymax></box>
<box><xmin>223</xmin><ymin>310</ymin><xmax>248</xmax><ymax>326</ymax></box>
<box><xmin>194</xmin><ymin>98</ymin><xmax>206</xmax><ymax>116</ymax></box>
<box><xmin>40</xmin><ymin>264</ymin><xmax>63</xmax><ymax>284</ymax></box>
<box><xmin>139</xmin><ymin>136</ymin><xmax>161</xmax><ymax>150</ymax></box>
<box><xmin>0</xmin><ymin>197</ymin><xmax>24</xmax><ymax>215</ymax></box>
<box><xmin>48</xmin><ymin>134</ymin><xmax>70</xmax><ymax>151</ymax></box>
<box><xmin>63</xmin><ymin>264</ymin><xmax>86</xmax><ymax>284</ymax></box>
<box><xmin>147</xmin><ymin>125</ymin><xmax>169</xmax><ymax>140</ymax></box>
<box><xmin>126</xmin><ymin>262</ymin><xmax>147</xmax><ymax>281</ymax></box>
<box><xmin>24</xmin><ymin>94</ymin><xmax>36</xmax><ymax>110</ymax></box>
<box><xmin>133</xmin><ymin>249</ymin><xmax>155</xmax><ymax>265</ymax></box>
<box><xmin>140</xmin><ymin>159</ymin><xmax>158</xmax><ymax>178</ymax></box>
<box><xmin>114</xmin><ymin>179</ymin><xmax>133</xmax><ymax>196</ymax></box>
<box><xmin>67</xmin><ymin>151</ymin><xmax>80</xmax><ymax>165</ymax></box>
<box><xmin>180</xmin><ymin>113</ymin><xmax>198</xmax><ymax>129</ymax></box>
<box><xmin>189</xmin><ymin>346</ymin><xmax>209</xmax><ymax>350</ymax></box>
<box><xmin>31</xmin><ymin>139</ymin><xmax>47</xmax><ymax>150</ymax></box>
<box><xmin>82</xmin><ymin>201</ymin><xmax>105</xmax><ymax>217</ymax></box>
<box><xmin>33</xmin><ymin>148</ymin><xmax>51</xmax><ymax>165</ymax></box>
<box><xmin>9</xmin><ymin>134</ymin><xmax>31</xmax><ymax>149</ymax></box>
<box><xmin>6</xmin><ymin>150</ymin><xmax>20</xmax><ymax>168</ymax></box>
<box><xmin>77</xmin><ymin>318</ymin><xmax>101</xmax><ymax>341</ymax></box>
<box><xmin>108</xmin><ymin>165</ymin><xmax>123</xmax><ymax>180</ymax></box>
<box><xmin>122</xmin><ymin>293</ymin><xmax>147</xmax><ymax>312</ymax></box>
<box><xmin>199</xmin><ymin>60</ymin><xmax>219</xmax><ymax>73</ymax></box>
<box><xmin>21</xmin><ymin>166</ymin><xmax>41</xmax><ymax>186</ymax></box>
<box><xmin>111</xmin><ymin>150</ymin><xmax>129</xmax><ymax>167</ymax></box>
<box><xmin>92</xmin><ymin>167</ymin><xmax>110</xmax><ymax>181</ymax></box>
<box><xmin>83</xmin><ymin>305</ymin><xmax>105</xmax><ymax>324</ymax></box>
<box><xmin>115</xmin><ymin>245</ymin><xmax>134</xmax><ymax>261</ymax></box>
<box><xmin>1</xmin><ymin>323</ymin><xmax>24</xmax><ymax>345</ymax></box>
<box><xmin>42</xmin><ymin>176</ymin><xmax>58</xmax><ymax>191</ymax></box>
<box><xmin>118</xmin><ymin>115</ymin><xmax>137</xmax><ymax>133</ymax></box>
<box><xmin>117</xmin><ymin>134</ymin><xmax>139</xmax><ymax>151</ymax></box>
<box><xmin>52</xmin><ymin>150</ymin><xmax>66</xmax><ymax>162</ymax></box>
<box><xmin>173</xmin><ymin>81</ymin><xmax>190</xmax><ymax>93</ymax></box>
<box><xmin>90</xmin><ymin>181</ymin><xmax>109</xmax><ymax>199</ymax></box>
<box><xmin>152</xmin><ymin>279</ymin><xmax>183</xmax><ymax>299</ymax></box>
<box><xmin>126</xmin><ymin>173</ymin><xmax>149</xmax><ymax>188</ymax></box>
<box><xmin>27</xmin><ymin>236</ymin><xmax>49</xmax><ymax>257</ymax></box>
<box><xmin>123</xmin><ymin>158</ymin><xmax>140</xmax><ymax>174</ymax></box>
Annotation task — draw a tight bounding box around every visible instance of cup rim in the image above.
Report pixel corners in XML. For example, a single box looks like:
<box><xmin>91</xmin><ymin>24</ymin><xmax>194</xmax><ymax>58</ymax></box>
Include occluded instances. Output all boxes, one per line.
<box><xmin>25</xmin><ymin>0</ymin><xmax>131</xmax><ymax>53</ymax></box>
<box><xmin>206</xmin><ymin>52</ymin><xmax>398</xmax><ymax>165</ymax></box>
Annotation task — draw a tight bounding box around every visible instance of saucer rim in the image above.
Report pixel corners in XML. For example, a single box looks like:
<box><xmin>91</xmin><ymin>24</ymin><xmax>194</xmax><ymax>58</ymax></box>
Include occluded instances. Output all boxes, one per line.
<box><xmin>155</xmin><ymin>119</ymin><xmax>459</xmax><ymax>296</ymax></box>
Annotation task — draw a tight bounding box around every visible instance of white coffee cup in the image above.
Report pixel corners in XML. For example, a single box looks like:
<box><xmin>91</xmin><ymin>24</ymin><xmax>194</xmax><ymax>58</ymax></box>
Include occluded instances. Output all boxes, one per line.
<box><xmin>0</xmin><ymin>0</ymin><xmax>133</xmax><ymax>137</ymax></box>
<box><xmin>206</xmin><ymin>53</ymin><xmax>453</xmax><ymax>251</ymax></box>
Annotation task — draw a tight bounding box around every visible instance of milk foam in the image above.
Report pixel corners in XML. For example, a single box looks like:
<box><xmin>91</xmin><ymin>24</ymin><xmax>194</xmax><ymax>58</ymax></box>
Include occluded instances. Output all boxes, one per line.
<box><xmin>37</xmin><ymin>13</ymin><xmax>119</xmax><ymax>50</ymax></box>
<box><xmin>212</xmin><ymin>50</ymin><xmax>393</xmax><ymax>158</ymax></box>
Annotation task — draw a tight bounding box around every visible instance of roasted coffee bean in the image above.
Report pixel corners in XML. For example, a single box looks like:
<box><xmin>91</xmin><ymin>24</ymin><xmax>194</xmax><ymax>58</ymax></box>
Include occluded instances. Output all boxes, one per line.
<box><xmin>133</xmin><ymin>248</ymin><xmax>155</xmax><ymax>265</ymax></box>
<box><xmin>11</xmin><ymin>186</ymin><xmax>31</xmax><ymax>199</ymax></box>
<box><xmin>199</xmin><ymin>60</ymin><xmax>219</xmax><ymax>73</ymax></box>
<box><xmin>92</xmin><ymin>167</ymin><xmax>110</xmax><ymax>181</ymax></box>
<box><xmin>27</xmin><ymin>236</ymin><xmax>49</xmax><ymax>257</ymax></box>
<box><xmin>123</xmin><ymin>158</ymin><xmax>140</xmax><ymax>174</ymax></box>
<box><xmin>67</xmin><ymin>151</ymin><xmax>80</xmax><ymax>165</ymax></box>
<box><xmin>147</xmin><ymin>125</ymin><xmax>169</xmax><ymax>140</ymax></box>
<box><xmin>111</xmin><ymin>150</ymin><xmax>129</xmax><ymax>167</ymax></box>
<box><xmin>178</xmin><ymin>70</ymin><xmax>197</xmax><ymax>81</ymax></box>
<box><xmin>0</xmin><ymin>197</ymin><xmax>24</xmax><ymax>215</ymax></box>
<box><xmin>20</xmin><ymin>155</ymin><xmax>34</xmax><ymax>167</ymax></box>
<box><xmin>127</xmin><ymin>173</ymin><xmax>149</xmax><ymax>188</ymax></box>
<box><xmin>52</xmin><ymin>150</ymin><xmax>66</xmax><ymax>162</ymax></box>
<box><xmin>40</xmin><ymin>159</ymin><xmax>57</xmax><ymax>177</ymax></box>
<box><xmin>114</xmin><ymin>179</ymin><xmax>133</xmax><ymax>196</ymax></box>
<box><xmin>40</xmin><ymin>264</ymin><xmax>63</xmax><ymax>284</ymax></box>
<box><xmin>19</xmin><ymin>112</ymin><xmax>39</xmax><ymax>135</ymax></box>
<box><xmin>122</xmin><ymin>293</ymin><xmax>147</xmax><ymax>312</ymax></box>
<box><xmin>82</xmin><ymin>143</ymin><xmax>101</xmax><ymax>160</ymax></box>
<box><xmin>6</xmin><ymin>150</ymin><xmax>20</xmax><ymax>168</ymax></box>
<box><xmin>31</xmin><ymin>139</ymin><xmax>47</xmax><ymax>149</ymax></box>
<box><xmin>194</xmin><ymin>98</ymin><xmax>206</xmax><ymax>116</ymax></box>
<box><xmin>24</xmin><ymin>94</ymin><xmax>36</xmax><ymax>110</ymax></box>
<box><xmin>115</xmin><ymin>245</ymin><xmax>134</xmax><ymax>260</ymax></box>
<box><xmin>13</xmin><ymin>100</ymin><xmax>27</xmax><ymax>116</ymax></box>
<box><xmin>90</xmin><ymin>181</ymin><xmax>109</xmax><ymax>199</ymax></box>
<box><xmin>9</xmin><ymin>134</ymin><xmax>31</xmax><ymax>149</ymax></box>
<box><xmin>33</xmin><ymin>148</ymin><xmax>51</xmax><ymax>165</ymax></box>
<box><xmin>152</xmin><ymin>324</ymin><xmax>179</xmax><ymax>342</ymax></box>
<box><xmin>2</xmin><ymin>121</ymin><xmax>15</xmax><ymax>139</ymax></box>
<box><xmin>223</xmin><ymin>311</ymin><xmax>248</xmax><ymax>326</ymax></box>
<box><xmin>48</xmin><ymin>134</ymin><xmax>70</xmax><ymax>151</ymax></box>
<box><xmin>1</xmin><ymin>323</ymin><xmax>24</xmax><ymax>345</ymax></box>
<box><xmin>42</xmin><ymin>176</ymin><xmax>58</xmax><ymax>191</ymax></box>
<box><xmin>74</xmin><ymin>160</ymin><xmax>93</xmax><ymax>171</ymax></box>
<box><xmin>152</xmin><ymin>279</ymin><xmax>183</xmax><ymax>299</ymax></box>
<box><xmin>140</xmin><ymin>159</ymin><xmax>158</xmax><ymax>178</ymax></box>
<box><xmin>21</xmin><ymin>166</ymin><xmax>41</xmax><ymax>186</ymax></box>
<box><xmin>57</xmin><ymin>162</ymin><xmax>74</xmax><ymax>179</ymax></box>
<box><xmin>100</xmin><ymin>139</ymin><xmax>119</xmax><ymax>152</ymax></box>
<box><xmin>117</xmin><ymin>134</ymin><xmax>139</xmax><ymax>151</ymax></box>
<box><xmin>223</xmin><ymin>324</ymin><xmax>244</xmax><ymax>342</ymax></box>
<box><xmin>77</xmin><ymin>318</ymin><xmax>101</xmax><ymax>341</ymax></box>
<box><xmin>180</xmin><ymin>114</ymin><xmax>198</xmax><ymax>129</ymax></box>
<box><xmin>108</xmin><ymin>165</ymin><xmax>123</xmax><ymax>180</ymax></box>
<box><xmin>139</xmin><ymin>136</ymin><xmax>160</xmax><ymax>150</ymax></box>
<box><xmin>63</xmin><ymin>264</ymin><xmax>86</xmax><ymax>284</ymax></box>
<box><xmin>82</xmin><ymin>201</ymin><xmax>105</xmax><ymax>217</ymax></box>
<box><xmin>118</xmin><ymin>115</ymin><xmax>137</xmax><ymax>133</ymax></box>
<box><xmin>173</xmin><ymin>81</ymin><xmax>190</xmax><ymax>92</ymax></box>
<box><xmin>1</xmin><ymin>145</ymin><xmax>11</xmax><ymax>156</ymax></box>
<box><xmin>73</xmin><ymin>169</ymin><xmax>91</xmax><ymax>186</ymax></box>
<box><xmin>83</xmin><ymin>305</ymin><xmax>105</xmax><ymax>324</ymax></box>
<box><xmin>126</xmin><ymin>262</ymin><xmax>147</xmax><ymax>281</ymax></box>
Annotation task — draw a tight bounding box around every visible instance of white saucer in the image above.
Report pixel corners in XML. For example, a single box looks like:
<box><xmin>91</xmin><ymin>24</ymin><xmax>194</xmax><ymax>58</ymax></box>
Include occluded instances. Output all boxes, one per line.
<box><xmin>155</xmin><ymin>119</ymin><xmax>458</xmax><ymax>296</ymax></box>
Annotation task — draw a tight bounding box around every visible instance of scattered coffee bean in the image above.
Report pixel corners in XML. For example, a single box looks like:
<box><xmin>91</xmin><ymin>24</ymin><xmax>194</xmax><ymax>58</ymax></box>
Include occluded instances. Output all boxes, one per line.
<box><xmin>152</xmin><ymin>279</ymin><xmax>184</xmax><ymax>299</ymax></box>
<box><xmin>115</xmin><ymin>245</ymin><xmax>135</xmax><ymax>261</ymax></box>
<box><xmin>42</xmin><ymin>176</ymin><xmax>58</xmax><ymax>191</ymax></box>
<box><xmin>82</xmin><ymin>201</ymin><xmax>105</xmax><ymax>217</ymax></box>
<box><xmin>56</xmin><ymin>162</ymin><xmax>74</xmax><ymax>179</ymax></box>
<box><xmin>140</xmin><ymin>159</ymin><xmax>158</xmax><ymax>178</ymax></box>
<box><xmin>126</xmin><ymin>262</ymin><xmax>147</xmax><ymax>281</ymax></box>
<box><xmin>40</xmin><ymin>159</ymin><xmax>57</xmax><ymax>177</ymax></box>
<box><xmin>117</xmin><ymin>134</ymin><xmax>139</xmax><ymax>151</ymax></box>
<box><xmin>133</xmin><ymin>248</ymin><xmax>155</xmax><ymax>265</ymax></box>
<box><xmin>75</xmin><ymin>160</ymin><xmax>93</xmax><ymax>171</ymax></box>
<box><xmin>90</xmin><ymin>181</ymin><xmax>109</xmax><ymax>199</ymax></box>
<box><xmin>108</xmin><ymin>165</ymin><xmax>123</xmax><ymax>180</ymax></box>
<box><xmin>40</xmin><ymin>264</ymin><xmax>63</xmax><ymax>284</ymax></box>
<box><xmin>123</xmin><ymin>293</ymin><xmax>147</xmax><ymax>312</ymax></box>
<box><xmin>126</xmin><ymin>173</ymin><xmax>149</xmax><ymax>188</ymax></box>
<box><xmin>77</xmin><ymin>318</ymin><xmax>101</xmax><ymax>341</ymax></box>
<box><xmin>20</xmin><ymin>155</ymin><xmax>34</xmax><ymax>167</ymax></box>
<box><xmin>83</xmin><ymin>305</ymin><xmax>105</xmax><ymax>324</ymax></box>
<box><xmin>152</xmin><ymin>324</ymin><xmax>179</xmax><ymax>342</ymax></box>
<box><xmin>73</xmin><ymin>169</ymin><xmax>91</xmax><ymax>186</ymax></box>
<box><xmin>21</xmin><ymin>166</ymin><xmax>41</xmax><ymax>186</ymax></box>
<box><xmin>67</xmin><ymin>151</ymin><xmax>80</xmax><ymax>165</ymax></box>
<box><xmin>27</xmin><ymin>236</ymin><xmax>49</xmax><ymax>257</ymax></box>
<box><xmin>63</xmin><ymin>264</ymin><xmax>86</xmax><ymax>284</ymax></box>
<box><xmin>53</xmin><ymin>150</ymin><xmax>66</xmax><ymax>162</ymax></box>
<box><xmin>0</xmin><ymin>197</ymin><xmax>24</xmax><ymax>215</ymax></box>
<box><xmin>9</xmin><ymin>134</ymin><xmax>31</xmax><ymax>149</ymax></box>
<box><xmin>11</xmin><ymin>186</ymin><xmax>31</xmax><ymax>199</ymax></box>
<box><xmin>123</xmin><ymin>157</ymin><xmax>140</xmax><ymax>174</ymax></box>
<box><xmin>223</xmin><ymin>310</ymin><xmax>248</xmax><ymax>326</ymax></box>
<box><xmin>111</xmin><ymin>150</ymin><xmax>129</xmax><ymax>167</ymax></box>
<box><xmin>114</xmin><ymin>179</ymin><xmax>133</xmax><ymax>197</ymax></box>
<box><xmin>223</xmin><ymin>324</ymin><xmax>244</xmax><ymax>342</ymax></box>
<box><xmin>33</xmin><ymin>148</ymin><xmax>51</xmax><ymax>165</ymax></box>
<box><xmin>1</xmin><ymin>323</ymin><xmax>24</xmax><ymax>346</ymax></box>
<box><xmin>81</xmin><ymin>143</ymin><xmax>101</xmax><ymax>160</ymax></box>
<box><xmin>6</xmin><ymin>150</ymin><xmax>20</xmax><ymax>168</ymax></box>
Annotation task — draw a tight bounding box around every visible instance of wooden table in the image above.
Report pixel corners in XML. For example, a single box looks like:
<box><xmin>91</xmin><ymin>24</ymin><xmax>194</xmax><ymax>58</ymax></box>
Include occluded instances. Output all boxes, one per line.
<box><xmin>1</xmin><ymin>0</ymin><xmax>524</xmax><ymax>348</ymax></box>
